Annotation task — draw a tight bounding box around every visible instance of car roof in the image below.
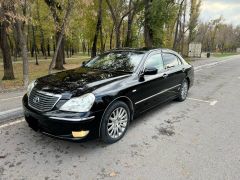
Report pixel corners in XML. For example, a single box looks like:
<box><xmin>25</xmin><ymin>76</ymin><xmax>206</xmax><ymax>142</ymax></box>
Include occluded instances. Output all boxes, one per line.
<box><xmin>106</xmin><ymin>48</ymin><xmax>178</xmax><ymax>54</ymax></box>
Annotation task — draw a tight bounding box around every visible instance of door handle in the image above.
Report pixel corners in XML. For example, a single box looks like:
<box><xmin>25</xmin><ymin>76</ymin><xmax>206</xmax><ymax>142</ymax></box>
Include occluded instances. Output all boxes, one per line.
<box><xmin>163</xmin><ymin>73</ymin><xmax>168</xmax><ymax>78</ymax></box>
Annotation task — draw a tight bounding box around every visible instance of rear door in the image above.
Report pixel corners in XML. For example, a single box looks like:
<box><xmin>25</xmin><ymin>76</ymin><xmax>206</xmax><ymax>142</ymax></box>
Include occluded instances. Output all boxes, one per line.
<box><xmin>162</xmin><ymin>53</ymin><xmax>186</xmax><ymax>97</ymax></box>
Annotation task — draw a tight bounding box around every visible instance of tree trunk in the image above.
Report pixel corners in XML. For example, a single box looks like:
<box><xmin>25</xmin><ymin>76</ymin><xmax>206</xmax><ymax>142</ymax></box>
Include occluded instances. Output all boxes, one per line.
<box><xmin>173</xmin><ymin>0</ymin><xmax>184</xmax><ymax>51</ymax></box>
<box><xmin>125</xmin><ymin>0</ymin><xmax>135</xmax><ymax>47</ymax></box>
<box><xmin>125</xmin><ymin>15</ymin><xmax>133</xmax><ymax>47</ymax></box>
<box><xmin>106</xmin><ymin>0</ymin><xmax>134</xmax><ymax>49</ymax></box>
<box><xmin>37</xmin><ymin>0</ymin><xmax>47</xmax><ymax>58</ymax></box>
<box><xmin>82</xmin><ymin>41</ymin><xmax>86</xmax><ymax>54</ymax></box>
<box><xmin>144</xmin><ymin>0</ymin><xmax>153</xmax><ymax>48</ymax></box>
<box><xmin>121</xmin><ymin>21</ymin><xmax>125</xmax><ymax>47</ymax></box>
<box><xmin>0</xmin><ymin>22</ymin><xmax>15</xmax><ymax>80</ymax></box>
<box><xmin>30</xmin><ymin>41</ymin><xmax>34</xmax><ymax>57</ymax></box>
<box><xmin>66</xmin><ymin>42</ymin><xmax>69</xmax><ymax>58</ymax></box>
<box><xmin>91</xmin><ymin>0</ymin><xmax>103</xmax><ymax>58</ymax></box>
<box><xmin>100</xmin><ymin>22</ymin><xmax>104</xmax><ymax>53</ymax></box>
<box><xmin>110</xmin><ymin>25</ymin><xmax>114</xmax><ymax>49</ymax></box>
<box><xmin>48</xmin><ymin>0</ymin><xmax>73</xmax><ymax>74</ymax></box>
<box><xmin>7</xmin><ymin>35</ymin><xmax>14</xmax><ymax>56</ymax></box>
<box><xmin>54</xmin><ymin>32</ymin><xmax>64</xmax><ymax>70</ymax></box>
<box><xmin>32</xmin><ymin>25</ymin><xmax>39</xmax><ymax>65</ymax></box>
<box><xmin>62</xmin><ymin>37</ymin><xmax>66</xmax><ymax>65</ymax></box>
<box><xmin>181</xmin><ymin>0</ymin><xmax>187</xmax><ymax>55</ymax></box>
<box><xmin>16</xmin><ymin>21</ymin><xmax>29</xmax><ymax>87</ymax></box>
<box><xmin>47</xmin><ymin>38</ymin><xmax>51</xmax><ymax>57</ymax></box>
<box><xmin>115</xmin><ymin>24</ymin><xmax>121</xmax><ymax>48</ymax></box>
<box><xmin>13</xmin><ymin>24</ymin><xmax>20</xmax><ymax>61</ymax></box>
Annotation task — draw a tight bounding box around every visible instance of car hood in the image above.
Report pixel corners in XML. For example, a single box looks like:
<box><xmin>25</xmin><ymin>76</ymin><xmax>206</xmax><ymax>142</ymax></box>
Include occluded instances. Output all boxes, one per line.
<box><xmin>34</xmin><ymin>67</ymin><xmax>131</xmax><ymax>97</ymax></box>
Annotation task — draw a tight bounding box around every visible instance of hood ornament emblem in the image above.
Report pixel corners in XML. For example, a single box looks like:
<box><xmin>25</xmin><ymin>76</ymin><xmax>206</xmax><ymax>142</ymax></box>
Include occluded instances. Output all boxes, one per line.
<box><xmin>33</xmin><ymin>96</ymin><xmax>40</xmax><ymax>104</ymax></box>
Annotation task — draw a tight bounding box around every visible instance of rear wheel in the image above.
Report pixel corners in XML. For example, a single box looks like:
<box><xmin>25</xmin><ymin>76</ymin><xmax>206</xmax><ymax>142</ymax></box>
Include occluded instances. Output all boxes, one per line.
<box><xmin>100</xmin><ymin>101</ymin><xmax>130</xmax><ymax>144</ymax></box>
<box><xmin>177</xmin><ymin>79</ymin><xmax>189</xmax><ymax>102</ymax></box>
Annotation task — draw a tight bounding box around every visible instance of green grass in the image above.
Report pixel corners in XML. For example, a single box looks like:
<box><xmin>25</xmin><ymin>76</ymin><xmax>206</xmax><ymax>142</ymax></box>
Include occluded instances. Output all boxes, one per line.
<box><xmin>212</xmin><ymin>52</ymin><xmax>240</xmax><ymax>58</ymax></box>
<box><xmin>0</xmin><ymin>55</ymin><xmax>90</xmax><ymax>90</ymax></box>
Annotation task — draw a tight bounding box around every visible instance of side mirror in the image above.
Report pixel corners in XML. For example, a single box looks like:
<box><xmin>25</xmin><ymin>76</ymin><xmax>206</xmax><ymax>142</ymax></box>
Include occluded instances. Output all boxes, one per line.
<box><xmin>144</xmin><ymin>67</ymin><xmax>158</xmax><ymax>75</ymax></box>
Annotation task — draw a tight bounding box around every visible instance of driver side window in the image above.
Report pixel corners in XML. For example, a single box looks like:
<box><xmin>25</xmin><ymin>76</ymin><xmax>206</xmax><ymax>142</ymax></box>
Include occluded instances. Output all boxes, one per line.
<box><xmin>145</xmin><ymin>54</ymin><xmax>164</xmax><ymax>73</ymax></box>
<box><xmin>162</xmin><ymin>53</ymin><xmax>182</xmax><ymax>69</ymax></box>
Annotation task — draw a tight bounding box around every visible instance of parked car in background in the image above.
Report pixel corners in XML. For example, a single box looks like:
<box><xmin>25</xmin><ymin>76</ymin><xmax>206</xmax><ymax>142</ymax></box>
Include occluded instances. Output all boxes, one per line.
<box><xmin>23</xmin><ymin>48</ymin><xmax>194</xmax><ymax>144</ymax></box>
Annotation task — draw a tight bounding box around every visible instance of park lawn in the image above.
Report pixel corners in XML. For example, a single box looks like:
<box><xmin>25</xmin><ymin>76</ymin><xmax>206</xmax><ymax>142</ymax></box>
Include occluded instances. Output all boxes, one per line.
<box><xmin>212</xmin><ymin>52</ymin><xmax>240</xmax><ymax>58</ymax></box>
<box><xmin>0</xmin><ymin>55</ymin><xmax>90</xmax><ymax>90</ymax></box>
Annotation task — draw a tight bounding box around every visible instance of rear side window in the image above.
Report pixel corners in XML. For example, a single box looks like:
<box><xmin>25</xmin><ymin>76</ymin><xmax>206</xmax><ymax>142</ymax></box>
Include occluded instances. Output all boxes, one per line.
<box><xmin>145</xmin><ymin>54</ymin><xmax>164</xmax><ymax>73</ymax></box>
<box><xmin>162</xmin><ymin>53</ymin><xmax>182</xmax><ymax>69</ymax></box>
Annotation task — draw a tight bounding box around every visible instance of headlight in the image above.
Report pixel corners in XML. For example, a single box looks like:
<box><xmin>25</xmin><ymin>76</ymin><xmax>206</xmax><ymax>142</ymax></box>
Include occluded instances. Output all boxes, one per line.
<box><xmin>27</xmin><ymin>80</ymin><xmax>36</xmax><ymax>96</ymax></box>
<box><xmin>60</xmin><ymin>93</ymin><xmax>95</xmax><ymax>113</ymax></box>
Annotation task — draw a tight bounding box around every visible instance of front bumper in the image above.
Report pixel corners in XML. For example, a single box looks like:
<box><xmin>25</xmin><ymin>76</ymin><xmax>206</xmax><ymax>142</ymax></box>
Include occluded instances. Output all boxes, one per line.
<box><xmin>22</xmin><ymin>94</ymin><xmax>103</xmax><ymax>141</ymax></box>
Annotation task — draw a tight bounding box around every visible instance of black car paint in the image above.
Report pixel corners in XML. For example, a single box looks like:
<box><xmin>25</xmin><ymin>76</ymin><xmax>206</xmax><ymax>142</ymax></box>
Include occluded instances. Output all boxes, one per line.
<box><xmin>23</xmin><ymin>48</ymin><xmax>194</xmax><ymax>141</ymax></box>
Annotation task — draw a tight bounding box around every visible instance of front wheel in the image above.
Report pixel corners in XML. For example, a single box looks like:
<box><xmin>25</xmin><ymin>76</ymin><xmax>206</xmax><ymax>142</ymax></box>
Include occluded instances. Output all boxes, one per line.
<box><xmin>177</xmin><ymin>79</ymin><xmax>189</xmax><ymax>102</ymax></box>
<box><xmin>100</xmin><ymin>101</ymin><xmax>130</xmax><ymax>144</ymax></box>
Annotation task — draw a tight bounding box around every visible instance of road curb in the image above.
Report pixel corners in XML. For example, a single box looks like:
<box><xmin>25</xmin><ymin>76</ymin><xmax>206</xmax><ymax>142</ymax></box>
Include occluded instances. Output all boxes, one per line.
<box><xmin>0</xmin><ymin>88</ymin><xmax>26</xmax><ymax>94</ymax></box>
<box><xmin>0</xmin><ymin>108</ymin><xmax>23</xmax><ymax>124</ymax></box>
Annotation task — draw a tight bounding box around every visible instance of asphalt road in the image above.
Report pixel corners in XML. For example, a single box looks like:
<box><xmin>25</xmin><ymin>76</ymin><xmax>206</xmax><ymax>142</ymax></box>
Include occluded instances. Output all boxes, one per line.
<box><xmin>0</xmin><ymin>55</ymin><xmax>240</xmax><ymax>179</ymax></box>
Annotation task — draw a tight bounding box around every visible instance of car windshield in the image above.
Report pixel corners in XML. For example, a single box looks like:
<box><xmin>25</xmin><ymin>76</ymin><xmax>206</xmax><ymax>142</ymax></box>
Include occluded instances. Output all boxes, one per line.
<box><xmin>85</xmin><ymin>52</ymin><xmax>145</xmax><ymax>72</ymax></box>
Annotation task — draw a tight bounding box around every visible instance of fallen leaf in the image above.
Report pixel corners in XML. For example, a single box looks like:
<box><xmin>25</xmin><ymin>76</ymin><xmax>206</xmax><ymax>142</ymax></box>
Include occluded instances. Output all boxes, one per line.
<box><xmin>109</xmin><ymin>171</ymin><xmax>117</xmax><ymax>177</ymax></box>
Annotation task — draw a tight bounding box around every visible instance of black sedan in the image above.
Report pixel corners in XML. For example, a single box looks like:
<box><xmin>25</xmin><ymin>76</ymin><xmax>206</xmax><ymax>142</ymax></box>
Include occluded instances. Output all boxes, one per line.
<box><xmin>23</xmin><ymin>48</ymin><xmax>194</xmax><ymax>144</ymax></box>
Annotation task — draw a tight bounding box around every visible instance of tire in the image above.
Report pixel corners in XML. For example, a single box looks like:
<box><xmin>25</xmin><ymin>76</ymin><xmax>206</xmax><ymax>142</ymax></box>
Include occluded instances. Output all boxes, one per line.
<box><xmin>100</xmin><ymin>101</ymin><xmax>130</xmax><ymax>144</ymax></box>
<box><xmin>177</xmin><ymin>79</ymin><xmax>189</xmax><ymax>102</ymax></box>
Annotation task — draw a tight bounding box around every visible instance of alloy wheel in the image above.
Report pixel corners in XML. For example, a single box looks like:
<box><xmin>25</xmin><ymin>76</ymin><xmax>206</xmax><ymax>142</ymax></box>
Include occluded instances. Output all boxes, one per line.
<box><xmin>107</xmin><ymin>107</ymin><xmax>128</xmax><ymax>139</ymax></box>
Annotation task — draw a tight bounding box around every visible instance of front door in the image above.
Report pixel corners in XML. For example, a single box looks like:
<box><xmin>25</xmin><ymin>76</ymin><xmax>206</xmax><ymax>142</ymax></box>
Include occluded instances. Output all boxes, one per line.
<box><xmin>134</xmin><ymin>52</ymin><xmax>169</xmax><ymax>113</ymax></box>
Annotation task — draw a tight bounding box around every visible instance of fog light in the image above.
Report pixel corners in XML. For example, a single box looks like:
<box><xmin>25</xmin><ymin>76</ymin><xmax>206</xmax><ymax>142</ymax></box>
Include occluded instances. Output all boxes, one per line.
<box><xmin>72</xmin><ymin>130</ymin><xmax>89</xmax><ymax>138</ymax></box>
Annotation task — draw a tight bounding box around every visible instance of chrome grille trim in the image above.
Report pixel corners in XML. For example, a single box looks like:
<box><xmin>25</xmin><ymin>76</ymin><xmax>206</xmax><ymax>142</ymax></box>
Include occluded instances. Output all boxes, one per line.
<box><xmin>28</xmin><ymin>89</ymin><xmax>62</xmax><ymax>112</ymax></box>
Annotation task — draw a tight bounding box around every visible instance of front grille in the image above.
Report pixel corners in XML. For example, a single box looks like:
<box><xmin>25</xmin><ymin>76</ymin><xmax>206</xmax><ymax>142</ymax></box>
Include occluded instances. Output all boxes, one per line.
<box><xmin>28</xmin><ymin>89</ymin><xmax>61</xmax><ymax>112</ymax></box>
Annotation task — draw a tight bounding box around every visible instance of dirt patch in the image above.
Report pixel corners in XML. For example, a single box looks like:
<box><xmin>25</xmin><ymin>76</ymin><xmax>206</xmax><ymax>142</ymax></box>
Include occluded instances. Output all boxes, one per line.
<box><xmin>156</xmin><ymin>125</ymin><xmax>175</xmax><ymax>136</ymax></box>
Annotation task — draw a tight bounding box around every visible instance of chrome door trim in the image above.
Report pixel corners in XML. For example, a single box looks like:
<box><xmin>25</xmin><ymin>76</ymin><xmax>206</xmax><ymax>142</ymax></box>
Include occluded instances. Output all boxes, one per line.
<box><xmin>135</xmin><ymin>84</ymin><xmax>181</xmax><ymax>105</ymax></box>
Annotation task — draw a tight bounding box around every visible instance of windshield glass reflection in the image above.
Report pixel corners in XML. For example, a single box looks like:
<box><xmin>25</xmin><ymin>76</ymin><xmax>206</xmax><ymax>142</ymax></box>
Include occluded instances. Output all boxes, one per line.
<box><xmin>85</xmin><ymin>52</ymin><xmax>145</xmax><ymax>72</ymax></box>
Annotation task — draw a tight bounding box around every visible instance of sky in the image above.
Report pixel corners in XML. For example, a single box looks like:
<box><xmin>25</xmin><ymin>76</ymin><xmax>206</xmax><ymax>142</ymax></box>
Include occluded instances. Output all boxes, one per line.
<box><xmin>200</xmin><ymin>0</ymin><xmax>240</xmax><ymax>26</ymax></box>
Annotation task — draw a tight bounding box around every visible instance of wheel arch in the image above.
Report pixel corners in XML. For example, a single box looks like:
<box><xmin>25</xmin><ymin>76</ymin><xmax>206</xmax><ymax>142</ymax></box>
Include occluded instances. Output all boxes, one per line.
<box><xmin>98</xmin><ymin>96</ymin><xmax>135</xmax><ymax>137</ymax></box>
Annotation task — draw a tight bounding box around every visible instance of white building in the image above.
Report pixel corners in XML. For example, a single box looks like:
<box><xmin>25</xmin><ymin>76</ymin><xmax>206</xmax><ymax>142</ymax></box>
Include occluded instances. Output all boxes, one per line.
<box><xmin>188</xmin><ymin>43</ymin><xmax>202</xmax><ymax>58</ymax></box>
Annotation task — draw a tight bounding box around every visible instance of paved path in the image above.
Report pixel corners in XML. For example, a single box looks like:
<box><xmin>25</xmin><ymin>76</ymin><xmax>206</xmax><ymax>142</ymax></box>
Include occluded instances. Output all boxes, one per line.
<box><xmin>0</xmin><ymin>55</ymin><xmax>240</xmax><ymax>179</ymax></box>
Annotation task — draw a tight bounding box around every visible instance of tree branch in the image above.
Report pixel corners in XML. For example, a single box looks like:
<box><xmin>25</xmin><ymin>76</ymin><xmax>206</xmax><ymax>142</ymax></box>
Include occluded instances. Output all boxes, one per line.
<box><xmin>105</xmin><ymin>0</ymin><xmax>117</xmax><ymax>25</ymax></box>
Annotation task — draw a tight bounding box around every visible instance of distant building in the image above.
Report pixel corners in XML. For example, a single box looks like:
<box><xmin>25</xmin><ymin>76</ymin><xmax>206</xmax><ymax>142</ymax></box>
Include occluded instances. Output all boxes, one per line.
<box><xmin>237</xmin><ymin>48</ymin><xmax>240</xmax><ymax>53</ymax></box>
<box><xmin>188</xmin><ymin>43</ymin><xmax>202</xmax><ymax>58</ymax></box>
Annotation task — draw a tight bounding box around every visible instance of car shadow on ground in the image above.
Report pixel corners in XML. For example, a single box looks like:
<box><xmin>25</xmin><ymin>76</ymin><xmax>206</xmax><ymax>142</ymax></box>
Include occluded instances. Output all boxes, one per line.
<box><xmin>129</xmin><ymin>100</ymin><xmax>176</xmax><ymax>130</ymax></box>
